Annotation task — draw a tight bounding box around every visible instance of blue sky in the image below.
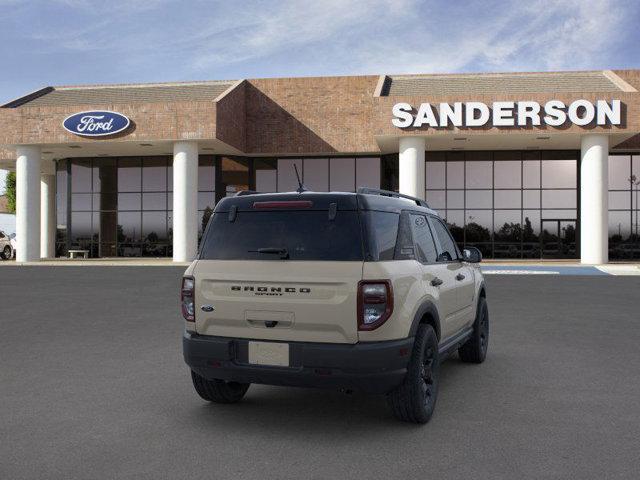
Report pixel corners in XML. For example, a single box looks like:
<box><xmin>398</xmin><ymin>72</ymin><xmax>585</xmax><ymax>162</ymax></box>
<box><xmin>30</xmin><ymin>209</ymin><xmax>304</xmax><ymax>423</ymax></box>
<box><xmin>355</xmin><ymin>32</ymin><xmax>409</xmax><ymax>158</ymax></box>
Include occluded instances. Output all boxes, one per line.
<box><xmin>1</xmin><ymin>0</ymin><xmax>639</xmax><ymax>192</ymax></box>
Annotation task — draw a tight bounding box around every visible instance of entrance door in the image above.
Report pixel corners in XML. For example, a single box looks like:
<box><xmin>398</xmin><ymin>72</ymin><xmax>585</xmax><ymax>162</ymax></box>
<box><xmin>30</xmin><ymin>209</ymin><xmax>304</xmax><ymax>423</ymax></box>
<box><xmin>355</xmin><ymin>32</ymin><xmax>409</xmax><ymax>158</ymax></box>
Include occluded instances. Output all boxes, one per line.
<box><xmin>540</xmin><ymin>219</ymin><xmax>577</xmax><ymax>259</ymax></box>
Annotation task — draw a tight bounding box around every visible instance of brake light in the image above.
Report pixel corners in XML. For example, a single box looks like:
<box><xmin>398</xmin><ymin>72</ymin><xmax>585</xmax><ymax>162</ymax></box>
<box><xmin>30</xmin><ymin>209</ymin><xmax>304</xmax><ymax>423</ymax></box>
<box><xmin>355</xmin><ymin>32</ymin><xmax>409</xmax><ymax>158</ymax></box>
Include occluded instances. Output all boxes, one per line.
<box><xmin>357</xmin><ymin>280</ymin><xmax>393</xmax><ymax>331</ymax></box>
<box><xmin>253</xmin><ymin>201</ymin><xmax>313</xmax><ymax>209</ymax></box>
<box><xmin>181</xmin><ymin>276</ymin><xmax>195</xmax><ymax>322</ymax></box>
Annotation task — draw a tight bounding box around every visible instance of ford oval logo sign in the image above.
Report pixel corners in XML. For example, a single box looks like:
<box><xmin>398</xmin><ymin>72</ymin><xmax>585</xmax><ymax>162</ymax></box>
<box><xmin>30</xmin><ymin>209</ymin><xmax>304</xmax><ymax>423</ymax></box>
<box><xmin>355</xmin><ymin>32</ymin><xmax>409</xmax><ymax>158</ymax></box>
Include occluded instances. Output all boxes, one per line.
<box><xmin>63</xmin><ymin>110</ymin><xmax>130</xmax><ymax>137</ymax></box>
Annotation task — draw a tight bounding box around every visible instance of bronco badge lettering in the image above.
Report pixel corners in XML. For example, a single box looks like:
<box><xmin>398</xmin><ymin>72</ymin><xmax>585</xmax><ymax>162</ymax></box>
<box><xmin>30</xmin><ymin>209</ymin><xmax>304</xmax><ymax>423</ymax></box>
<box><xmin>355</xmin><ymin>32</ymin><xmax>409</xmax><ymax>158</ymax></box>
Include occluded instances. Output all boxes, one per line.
<box><xmin>230</xmin><ymin>285</ymin><xmax>311</xmax><ymax>296</ymax></box>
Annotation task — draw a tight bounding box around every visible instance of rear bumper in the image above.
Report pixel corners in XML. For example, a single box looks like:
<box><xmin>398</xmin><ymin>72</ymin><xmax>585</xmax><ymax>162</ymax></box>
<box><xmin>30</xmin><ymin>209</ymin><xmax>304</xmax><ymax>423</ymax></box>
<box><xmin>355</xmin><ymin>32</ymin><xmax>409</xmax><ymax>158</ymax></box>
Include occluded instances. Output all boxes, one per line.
<box><xmin>183</xmin><ymin>331</ymin><xmax>413</xmax><ymax>394</ymax></box>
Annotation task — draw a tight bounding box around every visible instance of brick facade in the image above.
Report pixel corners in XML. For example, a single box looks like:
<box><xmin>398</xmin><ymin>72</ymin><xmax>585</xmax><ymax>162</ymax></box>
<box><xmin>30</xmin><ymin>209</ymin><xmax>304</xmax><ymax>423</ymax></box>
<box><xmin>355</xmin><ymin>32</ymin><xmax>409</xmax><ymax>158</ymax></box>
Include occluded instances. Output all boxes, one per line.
<box><xmin>0</xmin><ymin>70</ymin><xmax>639</xmax><ymax>160</ymax></box>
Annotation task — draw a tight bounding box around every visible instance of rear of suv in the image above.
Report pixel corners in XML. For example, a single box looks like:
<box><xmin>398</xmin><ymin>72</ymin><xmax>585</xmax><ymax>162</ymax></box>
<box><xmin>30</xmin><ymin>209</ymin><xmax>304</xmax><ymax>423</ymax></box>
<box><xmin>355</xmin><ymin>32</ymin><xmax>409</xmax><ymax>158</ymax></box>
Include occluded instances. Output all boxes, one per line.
<box><xmin>182</xmin><ymin>189</ymin><xmax>488</xmax><ymax>423</ymax></box>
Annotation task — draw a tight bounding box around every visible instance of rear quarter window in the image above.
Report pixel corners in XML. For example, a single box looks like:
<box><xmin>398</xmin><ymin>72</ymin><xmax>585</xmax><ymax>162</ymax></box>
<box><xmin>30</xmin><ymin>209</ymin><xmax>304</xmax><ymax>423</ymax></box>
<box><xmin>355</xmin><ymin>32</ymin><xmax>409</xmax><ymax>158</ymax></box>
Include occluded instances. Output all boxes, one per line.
<box><xmin>362</xmin><ymin>211</ymin><xmax>399</xmax><ymax>261</ymax></box>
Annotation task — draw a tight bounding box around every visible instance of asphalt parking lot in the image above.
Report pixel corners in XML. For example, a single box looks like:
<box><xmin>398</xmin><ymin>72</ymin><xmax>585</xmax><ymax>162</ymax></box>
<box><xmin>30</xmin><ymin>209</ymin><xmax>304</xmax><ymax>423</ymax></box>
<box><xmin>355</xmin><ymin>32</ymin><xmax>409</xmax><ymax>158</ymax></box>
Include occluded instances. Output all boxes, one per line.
<box><xmin>1</xmin><ymin>267</ymin><xmax>640</xmax><ymax>479</ymax></box>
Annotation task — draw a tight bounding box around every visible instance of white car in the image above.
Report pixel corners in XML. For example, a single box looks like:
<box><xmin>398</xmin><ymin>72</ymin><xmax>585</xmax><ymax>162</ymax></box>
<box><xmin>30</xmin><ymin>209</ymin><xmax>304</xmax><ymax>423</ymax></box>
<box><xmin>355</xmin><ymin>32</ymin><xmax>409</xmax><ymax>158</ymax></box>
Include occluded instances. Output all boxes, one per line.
<box><xmin>0</xmin><ymin>230</ymin><xmax>14</xmax><ymax>260</ymax></box>
<box><xmin>9</xmin><ymin>232</ymin><xmax>16</xmax><ymax>258</ymax></box>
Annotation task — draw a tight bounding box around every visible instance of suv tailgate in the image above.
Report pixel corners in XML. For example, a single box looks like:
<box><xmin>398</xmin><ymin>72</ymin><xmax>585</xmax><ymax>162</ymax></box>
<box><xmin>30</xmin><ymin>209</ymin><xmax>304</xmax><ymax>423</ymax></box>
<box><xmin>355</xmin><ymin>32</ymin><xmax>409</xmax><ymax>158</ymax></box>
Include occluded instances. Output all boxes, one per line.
<box><xmin>193</xmin><ymin>260</ymin><xmax>362</xmax><ymax>344</ymax></box>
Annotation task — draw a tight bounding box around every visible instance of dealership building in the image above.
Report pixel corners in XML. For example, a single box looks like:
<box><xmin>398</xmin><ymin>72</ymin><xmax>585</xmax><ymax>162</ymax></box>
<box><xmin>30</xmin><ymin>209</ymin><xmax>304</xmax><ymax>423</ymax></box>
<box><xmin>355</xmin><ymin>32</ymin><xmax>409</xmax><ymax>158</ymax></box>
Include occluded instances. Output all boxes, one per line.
<box><xmin>1</xmin><ymin>69</ymin><xmax>639</xmax><ymax>263</ymax></box>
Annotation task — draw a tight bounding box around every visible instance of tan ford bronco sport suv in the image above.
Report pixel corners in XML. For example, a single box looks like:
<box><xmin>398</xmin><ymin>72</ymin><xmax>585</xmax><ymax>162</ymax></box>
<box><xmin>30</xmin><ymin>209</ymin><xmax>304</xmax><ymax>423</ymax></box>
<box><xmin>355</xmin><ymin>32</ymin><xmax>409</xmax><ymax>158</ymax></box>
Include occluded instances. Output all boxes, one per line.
<box><xmin>182</xmin><ymin>188</ymin><xmax>488</xmax><ymax>423</ymax></box>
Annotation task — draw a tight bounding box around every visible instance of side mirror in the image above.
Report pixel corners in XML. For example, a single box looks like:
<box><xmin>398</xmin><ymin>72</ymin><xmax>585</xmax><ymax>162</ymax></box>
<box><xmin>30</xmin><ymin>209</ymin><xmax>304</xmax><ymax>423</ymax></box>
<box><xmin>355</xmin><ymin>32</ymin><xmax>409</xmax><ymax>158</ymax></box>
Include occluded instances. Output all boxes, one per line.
<box><xmin>436</xmin><ymin>251</ymin><xmax>452</xmax><ymax>262</ymax></box>
<box><xmin>462</xmin><ymin>247</ymin><xmax>482</xmax><ymax>263</ymax></box>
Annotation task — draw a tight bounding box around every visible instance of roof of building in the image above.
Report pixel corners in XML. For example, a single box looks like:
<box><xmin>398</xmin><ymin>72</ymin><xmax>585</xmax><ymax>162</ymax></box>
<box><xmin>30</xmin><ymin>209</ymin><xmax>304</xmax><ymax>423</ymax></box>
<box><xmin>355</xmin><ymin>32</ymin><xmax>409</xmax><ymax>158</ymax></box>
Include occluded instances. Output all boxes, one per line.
<box><xmin>1</xmin><ymin>80</ymin><xmax>237</xmax><ymax>108</ymax></box>
<box><xmin>4</xmin><ymin>70</ymin><xmax>637</xmax><ymax>108</ymax></box>
<box><xmin>381</xmin><ymin>71</ymin><xmax>633</xmax><ymax>96</ymax></box>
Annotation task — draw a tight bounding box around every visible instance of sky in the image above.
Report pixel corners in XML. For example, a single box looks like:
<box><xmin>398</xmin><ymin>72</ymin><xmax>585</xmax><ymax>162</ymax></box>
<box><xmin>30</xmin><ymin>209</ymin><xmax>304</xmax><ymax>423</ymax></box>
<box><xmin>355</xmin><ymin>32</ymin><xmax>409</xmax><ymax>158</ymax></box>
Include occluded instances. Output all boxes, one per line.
<box><xmin>1</xmin><ymin>0</ymin><xmax>639</xmax><ymax>193</ymax></box>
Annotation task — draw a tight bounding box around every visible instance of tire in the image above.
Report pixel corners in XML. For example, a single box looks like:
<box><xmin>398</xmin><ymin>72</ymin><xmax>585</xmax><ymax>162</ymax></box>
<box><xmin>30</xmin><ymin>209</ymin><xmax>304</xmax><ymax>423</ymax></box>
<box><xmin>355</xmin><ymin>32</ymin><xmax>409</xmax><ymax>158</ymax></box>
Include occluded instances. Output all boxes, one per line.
<box><xmin>387</xmin><ymin>324</ymin><xmax>439</xmax><ymax>424</ymax></box>
<box><xmin>2</xmin><ymin>246</ymin><xmax>11</xmax><ymax>260</ymax></box>
<box><xmin>190</xmin><ymin>370</ymin><xmax>250</xmax><ymax>404</ymax></box>
<box><xmin>458</xmin><ymin>296</ymin><xmax>489</xmax><ymax>364</ymax></box>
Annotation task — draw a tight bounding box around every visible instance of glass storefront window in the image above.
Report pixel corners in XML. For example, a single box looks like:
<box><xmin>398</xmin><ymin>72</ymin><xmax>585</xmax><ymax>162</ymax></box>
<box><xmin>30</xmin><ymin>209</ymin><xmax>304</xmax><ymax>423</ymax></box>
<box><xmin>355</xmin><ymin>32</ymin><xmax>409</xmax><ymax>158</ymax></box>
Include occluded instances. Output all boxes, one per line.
<box><xmin>356</xmin><ymin>157</ymin><xmax>380</xmax><ymax>189</ymax></box>
<box><xmin>426</xmin><ymin>190</ymin><xmax>446</xmax><ymax>210</ymax></box>
<box><xmin>255</xmin><ymin>158</ymin><xmax>277</xmax><ymax>192</ymax></box>
<box><xmin>523</xmin><ymin>160</ymin><xmax>541</xmax><ymax>188</ymax></box>
<box><xmin>117</xmin><ymin>158</ymin><xmax>142</xmax><ymax>192</ymax></box>
<box><xmin>494</xmin><ymin>161</ymin><xmax>521</xmax><ymax>189</ymax></box>
<box><xmin>608</xmin><ymin>155</ymin><xmax>631</xmax><ymax>190</ymax></box>
<box><xmin>466</xmin><ymin>190</ymin><xmax>492</xmax><ymax>209</ymax></box>
<box><xmin>143</xmin><ymin>193</ymin><xmax>167</xmax><ymax>210</ymax></box>
<box><xmin>425</xmin><ymin>161</ymin><xmax>445</xmax><ymax>189</ymax></box>
<box><xmin>608</xmin><ymin>154</ymin><xmax>639</xmax><ymax>260</ymax></box>
<box><xmin>542</xmin><ymin>190</ymin><xmax>576</xmax><ymax>209</ymax></box>
<box><xmin>143</xmin><ymin>157</ymin><xmax>168</xmax><ymax>192</ymax></box>
<box><xmin>329</xmin><ymin>157</ymin><xmax>355</xmax><ymax>191</ymax></box>
<box><xmin>541</xmin><ymin>160</ymin><xmax>576</xmax><ymax>188</ymax></box>
<box><xmin>446</xmin><ymin>161</ymin><xmax>464</xmax><ymax>189</ymax></box>
<box><xmin>425</xmin><ymin>150</ymin><xmax>578</xmax><ymax>259</ymax></box>
<box><xmin>465</xmin><ymin>161</ymin><xmax>492</xmax><ymax>189</ymax></box>
<box><xmin>494</xmin><ymin>190</ymin><xmax>521</xmax><ymax>209</ymax></box>
<box><xmin>523</xmin><ymin>190</ymin><xmax>540</xmax><ymax>209</ymax></box>
<box><xmin>304</xmin><ymin>158</ymin><xmax>329</xmax><ymax>192</ymax></box>
<box><xmin>446</xmin><ymin>190</ymin><xmax>464</xmax><ymax>209</ymax></box>
<box><xmin>71</xmin><ymin>159</ymin><xmax>92</xmax><ymax>192</ymax></box>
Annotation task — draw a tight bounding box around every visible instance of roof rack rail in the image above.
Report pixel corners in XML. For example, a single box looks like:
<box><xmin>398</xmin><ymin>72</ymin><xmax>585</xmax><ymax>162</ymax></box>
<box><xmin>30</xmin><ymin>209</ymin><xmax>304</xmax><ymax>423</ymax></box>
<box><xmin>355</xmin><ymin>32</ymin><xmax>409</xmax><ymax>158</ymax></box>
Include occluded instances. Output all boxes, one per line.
<box><xmin>357</xmin><ymin>188</ymin><xmax>430</xmax><ymax>208</ymax></box>
<box><xmin>234</xmin><ymin>190</ymin><xmax>261</xmax><ymax>196</ymax></box>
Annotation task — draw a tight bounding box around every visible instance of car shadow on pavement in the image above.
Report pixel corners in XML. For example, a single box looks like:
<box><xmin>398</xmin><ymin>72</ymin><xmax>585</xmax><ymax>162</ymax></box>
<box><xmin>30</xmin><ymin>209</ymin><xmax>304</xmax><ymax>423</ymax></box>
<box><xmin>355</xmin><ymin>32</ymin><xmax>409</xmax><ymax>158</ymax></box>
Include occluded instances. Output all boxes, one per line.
<box><xmin>178</xmin><ymin>357</ymin><xmax>473</xmax><ymax>433</ymax></box>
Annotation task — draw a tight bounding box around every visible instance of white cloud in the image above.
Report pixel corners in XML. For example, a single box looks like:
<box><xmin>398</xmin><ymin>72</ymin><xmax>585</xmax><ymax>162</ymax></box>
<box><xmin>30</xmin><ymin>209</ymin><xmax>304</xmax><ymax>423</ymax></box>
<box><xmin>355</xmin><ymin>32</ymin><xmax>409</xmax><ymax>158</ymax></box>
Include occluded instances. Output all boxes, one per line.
<box><xmin>189</xmin><ymin>0</ymin><xmax>417</xmax><ymax>71</ymax></box>
<box><xmin>351</xmin><ymin>0</ymin><xmax>629</xmax><ymax>74</ymax></box>
<box><xmin>4</xmin><ymin>0</ymin><xmax>637</xmax><ymax>92</ymax></box>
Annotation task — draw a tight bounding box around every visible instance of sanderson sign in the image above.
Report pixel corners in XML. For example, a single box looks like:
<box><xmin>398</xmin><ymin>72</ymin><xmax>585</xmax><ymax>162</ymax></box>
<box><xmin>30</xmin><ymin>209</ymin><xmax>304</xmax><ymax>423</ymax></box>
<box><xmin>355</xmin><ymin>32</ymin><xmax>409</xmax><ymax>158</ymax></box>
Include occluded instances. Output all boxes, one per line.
<box><xmin>63</xmin><ymin>110</ymin><xmax>131</xmax><ymax>137</ymax></box>
<box><xmin>391</xmin><ymin>99</ymin><xmax>622</xmax><ymax>128</ymax></box>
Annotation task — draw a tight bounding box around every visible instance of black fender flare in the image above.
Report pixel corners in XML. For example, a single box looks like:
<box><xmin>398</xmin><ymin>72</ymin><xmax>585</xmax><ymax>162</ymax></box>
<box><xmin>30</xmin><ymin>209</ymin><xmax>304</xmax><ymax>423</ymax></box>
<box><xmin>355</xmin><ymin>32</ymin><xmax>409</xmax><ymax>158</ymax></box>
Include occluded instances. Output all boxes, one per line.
<box><xmin>408</xmin><ymin>300</ymin><xmax>441</xmax><ymax>340</ymax></box>
<box><xmin>478</xmin><ymin>279</ymin><xmax>487</xmax><ymax>300</ymax></box>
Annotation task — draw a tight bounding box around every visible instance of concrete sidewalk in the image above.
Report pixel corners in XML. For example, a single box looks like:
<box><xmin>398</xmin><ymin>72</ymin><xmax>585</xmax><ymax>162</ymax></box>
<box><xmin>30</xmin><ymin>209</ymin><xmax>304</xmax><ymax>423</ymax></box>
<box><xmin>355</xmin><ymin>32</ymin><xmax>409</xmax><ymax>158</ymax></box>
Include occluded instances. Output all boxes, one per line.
<box><xmin>481</xmin><ymin>262</ymin><xmax>640</xmax><ymax>276</ymax></box>
<box><xmin>0</xmin><ymin>257</ymin><xmax>190</xmax><ymax>267</ymax></box>
<box><xmin>1</xmin><ymin>257</ymin><xmax>640</xmax><ymax>275</ymax></box>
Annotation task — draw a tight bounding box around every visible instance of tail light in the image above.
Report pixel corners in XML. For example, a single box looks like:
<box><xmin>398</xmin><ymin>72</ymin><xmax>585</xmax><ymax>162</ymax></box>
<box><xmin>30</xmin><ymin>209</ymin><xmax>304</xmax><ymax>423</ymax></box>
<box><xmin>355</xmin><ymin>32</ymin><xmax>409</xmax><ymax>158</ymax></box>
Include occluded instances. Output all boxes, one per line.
<box><xmin>357</xmin><ymin>280</ymin><xmax>393</xmax><ymax>331</ymax></box>
<box><xmin>181</xmin><ymin>276</ymin><xmax>195</xmax><ymax>322</ymax></box>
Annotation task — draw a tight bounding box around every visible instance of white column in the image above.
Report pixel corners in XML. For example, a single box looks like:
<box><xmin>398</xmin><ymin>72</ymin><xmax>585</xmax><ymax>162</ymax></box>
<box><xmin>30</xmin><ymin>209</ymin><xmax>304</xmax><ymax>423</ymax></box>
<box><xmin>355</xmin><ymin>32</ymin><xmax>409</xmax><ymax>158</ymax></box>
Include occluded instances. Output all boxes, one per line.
<box><xmin>15</xmin><ymin>146</ymin><xmax>41</xmax><ymax>262</ymax></box>
<box><xmin>399</xmin><ymin>137</ymin><xmax>426</xmax><ymax>199</ymax></box>
<box><xmin>580</xmin><ymin>134</ymin><xmax>609</xmax><ymax>264</ymax></box>
<box><xmin>173</xmin><ymin>141</ymin><xmax>198</xmax><ymax>262</ymax></box>
<box><xmin>40</xmin><ymin>171</ymin><xmax>56</xmax><ymax>259</ymax></box>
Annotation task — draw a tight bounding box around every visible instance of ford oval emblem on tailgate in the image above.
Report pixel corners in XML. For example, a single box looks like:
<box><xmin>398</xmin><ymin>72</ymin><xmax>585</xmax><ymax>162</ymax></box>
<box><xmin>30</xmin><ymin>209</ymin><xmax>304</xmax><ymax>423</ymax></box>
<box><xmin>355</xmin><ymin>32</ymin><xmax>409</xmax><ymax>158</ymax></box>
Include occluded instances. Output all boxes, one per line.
<box><xmin>201</xmin><ymin>305</ymin><xmax>214</xmax><ymax>312</ymax></box>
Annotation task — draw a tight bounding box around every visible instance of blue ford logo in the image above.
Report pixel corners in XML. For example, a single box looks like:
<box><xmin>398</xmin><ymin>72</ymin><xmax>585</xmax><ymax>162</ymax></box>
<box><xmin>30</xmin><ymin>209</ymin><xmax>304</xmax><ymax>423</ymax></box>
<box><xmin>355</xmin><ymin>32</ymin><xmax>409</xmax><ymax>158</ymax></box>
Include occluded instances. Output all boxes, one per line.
<box><xmin>63</xmin><ymin>110</ymin><xmax>130</xmax><ymax>137</ymax></box>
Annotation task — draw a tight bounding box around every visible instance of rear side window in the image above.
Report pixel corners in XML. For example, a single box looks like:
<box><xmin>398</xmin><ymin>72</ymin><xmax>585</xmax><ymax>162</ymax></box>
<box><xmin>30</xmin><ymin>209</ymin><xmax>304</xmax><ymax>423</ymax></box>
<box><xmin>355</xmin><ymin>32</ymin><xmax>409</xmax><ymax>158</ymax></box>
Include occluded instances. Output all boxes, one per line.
<box><xmin>363</xmin><ymin>211</ymin><xmax>399</xmax><ymax>261</ymax></box>
<box><xmin>428</xmin><ymin>216</ymin><xmax>459</xmax><ymax>262</ymax></box>
<box><xmin>409</xmin><ymin>214</ymin><xmax>438</xmax><ymax>263</ymax></box>
<box><xmin>199</xmin><ymin>211</ymin><xmax>364</xmax><ymax>261</ymax></box>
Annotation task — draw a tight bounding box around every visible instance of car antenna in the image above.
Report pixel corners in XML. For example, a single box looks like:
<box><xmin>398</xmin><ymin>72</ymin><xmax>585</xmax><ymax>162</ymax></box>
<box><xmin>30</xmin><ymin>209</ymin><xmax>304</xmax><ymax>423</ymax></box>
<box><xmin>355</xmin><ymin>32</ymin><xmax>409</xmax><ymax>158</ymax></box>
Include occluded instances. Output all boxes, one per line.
<box><xmin>293</xmin><ymin>163</ymin><xmax>308</xmax><ymax>193</ymax></box>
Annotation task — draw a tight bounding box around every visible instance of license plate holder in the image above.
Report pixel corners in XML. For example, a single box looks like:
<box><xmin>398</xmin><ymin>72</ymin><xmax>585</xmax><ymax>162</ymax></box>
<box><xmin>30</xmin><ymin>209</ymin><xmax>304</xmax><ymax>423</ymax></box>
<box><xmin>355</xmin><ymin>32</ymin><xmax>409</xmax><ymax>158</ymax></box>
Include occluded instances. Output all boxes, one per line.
<box><xmin>248</xmin><ymin>341</ymin><xmax>290</xmax><ymax>367</ymax></box>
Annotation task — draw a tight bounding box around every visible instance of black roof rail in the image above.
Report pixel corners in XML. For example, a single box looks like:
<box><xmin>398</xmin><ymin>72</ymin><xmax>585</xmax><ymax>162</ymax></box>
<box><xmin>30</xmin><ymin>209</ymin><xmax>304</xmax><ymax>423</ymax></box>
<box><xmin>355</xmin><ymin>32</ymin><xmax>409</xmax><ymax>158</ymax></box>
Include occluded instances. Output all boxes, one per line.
<box><xmin>357</xmin><ymin>188</ymin><xmax>430</xmax><ymax>209</ymax></box>
<box><xmin>234</xmin><ymin>190</ymin><xmax>262</xmax><ymax>196</ymax></box>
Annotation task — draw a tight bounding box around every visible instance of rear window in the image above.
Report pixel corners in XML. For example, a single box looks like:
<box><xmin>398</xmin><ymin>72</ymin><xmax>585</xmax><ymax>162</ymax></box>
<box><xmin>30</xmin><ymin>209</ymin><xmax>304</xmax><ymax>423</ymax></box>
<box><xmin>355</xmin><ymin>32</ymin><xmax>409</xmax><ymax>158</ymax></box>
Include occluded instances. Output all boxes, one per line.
<box><xmin>199</xmin><ymin>211</ymin><xmax>364</xmax><ymax>261</ymax></box>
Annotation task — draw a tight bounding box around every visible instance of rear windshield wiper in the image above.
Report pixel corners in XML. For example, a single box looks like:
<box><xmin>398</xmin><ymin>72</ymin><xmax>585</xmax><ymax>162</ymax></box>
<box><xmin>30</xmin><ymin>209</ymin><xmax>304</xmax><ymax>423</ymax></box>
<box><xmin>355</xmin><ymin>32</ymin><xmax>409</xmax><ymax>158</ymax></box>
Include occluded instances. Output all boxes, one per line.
<box><xmin>248</xmin><ymin>247</ymin><xmax>290</xmax><ymax>259</ymax></box>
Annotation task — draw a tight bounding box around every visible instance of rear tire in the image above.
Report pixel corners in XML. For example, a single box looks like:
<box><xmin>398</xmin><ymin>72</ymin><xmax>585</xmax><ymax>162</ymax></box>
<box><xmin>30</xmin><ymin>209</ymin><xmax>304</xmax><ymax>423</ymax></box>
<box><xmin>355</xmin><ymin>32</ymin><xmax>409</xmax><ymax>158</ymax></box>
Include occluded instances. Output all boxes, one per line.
<box><xmin>387</xmin><ymin>324</ymin><xmax>439</xmax><ymax>424</ymax></box>
<box><xmin>2</xmin><ymin>246</ymin><xmax>11</xmax><ymax>260</ymax></box>
<box><xmin>190</xmin><ymin>370</ymin><xmax>250</xmax><ymax>404</ymax></box>
<box><xmin>458</xmin><ymin>296</ymin><xmax>489</xmax><ymax>364</ymax></box>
